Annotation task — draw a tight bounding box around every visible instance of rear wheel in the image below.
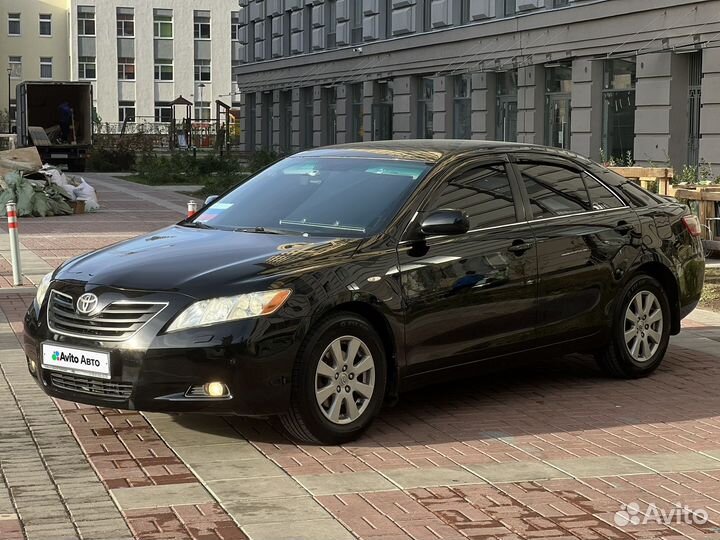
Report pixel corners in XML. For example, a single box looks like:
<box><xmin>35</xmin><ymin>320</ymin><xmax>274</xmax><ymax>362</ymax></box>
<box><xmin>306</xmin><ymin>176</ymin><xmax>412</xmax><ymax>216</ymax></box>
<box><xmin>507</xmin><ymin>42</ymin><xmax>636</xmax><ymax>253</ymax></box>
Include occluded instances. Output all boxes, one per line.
<box><xmin>596</xmin><ymin>275</ymin><xmax>671</xmax><ymax>378</ymax></box>
<box><xmin>279</xmin><ymin>313</ymin><xmax>387</xmax><ymax>444</ymax></box>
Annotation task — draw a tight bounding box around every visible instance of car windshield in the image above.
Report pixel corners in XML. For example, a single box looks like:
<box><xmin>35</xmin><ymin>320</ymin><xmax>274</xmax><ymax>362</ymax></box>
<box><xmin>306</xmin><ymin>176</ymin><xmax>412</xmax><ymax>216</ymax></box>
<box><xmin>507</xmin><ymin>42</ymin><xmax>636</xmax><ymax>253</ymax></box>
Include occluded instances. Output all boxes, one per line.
<box><xmin>193</xmin><ymin>156</ymin><xmax>431</xmax><ymax>237</ymax></box>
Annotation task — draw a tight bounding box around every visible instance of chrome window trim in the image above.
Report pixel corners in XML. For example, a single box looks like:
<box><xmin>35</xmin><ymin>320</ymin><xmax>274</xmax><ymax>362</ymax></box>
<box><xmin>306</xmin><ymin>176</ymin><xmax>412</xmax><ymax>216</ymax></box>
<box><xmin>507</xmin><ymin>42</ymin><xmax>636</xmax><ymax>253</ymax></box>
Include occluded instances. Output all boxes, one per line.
<box><xmin>526</xmin><ymin>206</ymin><xmax>630</xmax><ymax>225</ymax></box>
<box><xmin>47</xmin><ymin>289</ymin><xmax>168</xmax><ymax>342</ymax></box>
<box><xmin>582</xmin><ymin>169</ymin><xmax>629</xmax><ymax>207</ymax></box>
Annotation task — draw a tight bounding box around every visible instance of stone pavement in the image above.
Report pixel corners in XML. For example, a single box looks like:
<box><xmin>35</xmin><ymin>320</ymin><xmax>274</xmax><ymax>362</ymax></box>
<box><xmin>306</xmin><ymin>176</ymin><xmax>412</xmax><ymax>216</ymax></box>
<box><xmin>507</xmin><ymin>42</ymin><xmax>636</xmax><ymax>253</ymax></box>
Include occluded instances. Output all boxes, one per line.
<box><xmin>3</xmin><ymin>175</ymin><xmax>720</xmax><ymax>539</ymax></box>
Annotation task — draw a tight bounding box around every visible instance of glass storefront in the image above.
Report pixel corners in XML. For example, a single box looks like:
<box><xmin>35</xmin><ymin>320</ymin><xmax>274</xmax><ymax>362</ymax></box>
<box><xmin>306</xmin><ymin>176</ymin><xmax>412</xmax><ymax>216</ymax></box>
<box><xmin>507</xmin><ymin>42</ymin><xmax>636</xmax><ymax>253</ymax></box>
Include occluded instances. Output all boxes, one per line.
<box><xmin>602</xmin><ymin>59</ymin><xmax>636</xmax><ymax>163</ymax></box>
<box><xmin>323</xmin><ymin>87</ymin><xmax>337</xmax><ymax>145</ymax></box>
<box><xmin>417</xmin><ymin>77</ymin><xmax>434</xmax><ymax>139</ymax></box>
<box><xmin>496</xmin><ymin>70</ymin><xmax>517</xmax><ymax>142</ymax></box>
<box><xmin>545</xmin><ymin>63</ymin><xmax>572</xmax><ymax>149</ymax></box>
<box><xmin>372</xmin><ymin>81</ymin><xmax>393</xmax><ymax>140</ymax></box>
<box><xmin>453</xmin><ymin>74</ymin><xmax>472</xmax><ymax>139</ymax></box>
<box><xmin>350</xmin><ymin>83</ymin><xmax>364</xmax><ymax>142</ymax></box>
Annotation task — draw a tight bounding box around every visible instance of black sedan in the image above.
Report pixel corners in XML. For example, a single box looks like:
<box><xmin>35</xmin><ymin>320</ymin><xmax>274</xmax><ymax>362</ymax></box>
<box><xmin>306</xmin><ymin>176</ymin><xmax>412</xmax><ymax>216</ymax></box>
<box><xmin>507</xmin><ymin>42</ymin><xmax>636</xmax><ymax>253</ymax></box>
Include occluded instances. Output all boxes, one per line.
<box><xmin>24</xmin><ymin>141</ymin><xmax>705</xmax><ymax>444</ymax></box>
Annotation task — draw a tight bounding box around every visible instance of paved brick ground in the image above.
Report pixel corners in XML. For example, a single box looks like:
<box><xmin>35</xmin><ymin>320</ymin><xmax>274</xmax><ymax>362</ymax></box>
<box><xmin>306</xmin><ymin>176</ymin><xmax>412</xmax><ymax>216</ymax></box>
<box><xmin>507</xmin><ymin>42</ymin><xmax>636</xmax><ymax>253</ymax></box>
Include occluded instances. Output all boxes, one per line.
<box><xmin>4</xmin><ymin>174</ymin><xmax>720</xmax><ymax>539</ymax></box>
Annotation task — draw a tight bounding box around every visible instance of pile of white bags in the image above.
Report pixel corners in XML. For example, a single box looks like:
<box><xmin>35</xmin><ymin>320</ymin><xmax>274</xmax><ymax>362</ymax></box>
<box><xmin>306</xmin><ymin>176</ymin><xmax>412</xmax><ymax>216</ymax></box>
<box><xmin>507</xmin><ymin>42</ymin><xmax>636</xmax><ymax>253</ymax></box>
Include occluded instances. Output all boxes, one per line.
<box><xmin>39</xmin><ymin>164</ymin><xmax>100</xmax><ymax>212</ymax></box>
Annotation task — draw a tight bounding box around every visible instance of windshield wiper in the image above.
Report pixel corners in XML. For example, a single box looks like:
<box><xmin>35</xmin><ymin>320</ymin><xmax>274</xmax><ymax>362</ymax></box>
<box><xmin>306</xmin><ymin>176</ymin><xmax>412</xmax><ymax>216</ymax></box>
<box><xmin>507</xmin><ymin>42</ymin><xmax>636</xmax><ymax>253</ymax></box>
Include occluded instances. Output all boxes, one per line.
<box><xmin>233</xmin><ymin>226</ymin><xmax>288</xmax><ymax>235</ymax></box>
<box><xmin>180</xmin><ymin>221</ymin><xmax>215</xmax><ymax>230</ymax></box>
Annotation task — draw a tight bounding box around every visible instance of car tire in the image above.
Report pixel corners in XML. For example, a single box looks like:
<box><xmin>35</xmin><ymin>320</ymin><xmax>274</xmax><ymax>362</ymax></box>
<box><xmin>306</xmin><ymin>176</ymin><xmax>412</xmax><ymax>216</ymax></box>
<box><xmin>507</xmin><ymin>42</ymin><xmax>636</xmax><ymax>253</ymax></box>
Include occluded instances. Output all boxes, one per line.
<box><xmin>279</xmin><ymin>312</ymin><xmax>387</xmax><ymax>445</ymax></box>
<box><xmin>596</xmin><ymin>274</ymin><xmax>671</xmax><ymax>379</ymax></box>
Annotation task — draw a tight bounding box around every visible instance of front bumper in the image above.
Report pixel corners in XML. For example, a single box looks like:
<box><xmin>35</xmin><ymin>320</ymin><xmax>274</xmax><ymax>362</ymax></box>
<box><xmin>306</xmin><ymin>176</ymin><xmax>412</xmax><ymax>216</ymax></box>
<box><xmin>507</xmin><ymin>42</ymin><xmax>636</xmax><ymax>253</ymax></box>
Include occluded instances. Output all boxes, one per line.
<box><xmin>24</xmin><ymin>283</ymin><xmax>302</xmax><ymax>416</ymax></box>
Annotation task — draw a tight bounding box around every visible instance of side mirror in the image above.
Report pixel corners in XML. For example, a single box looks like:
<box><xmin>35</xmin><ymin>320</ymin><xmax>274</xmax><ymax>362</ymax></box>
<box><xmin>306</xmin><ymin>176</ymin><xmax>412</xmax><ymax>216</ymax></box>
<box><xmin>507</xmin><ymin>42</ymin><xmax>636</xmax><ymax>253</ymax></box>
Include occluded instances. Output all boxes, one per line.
<box><xmin>420</xmin><ymin>209</ymin><xmax>470</xmax><ymax>236</ymax></box>
<box><xmin>204</xmin><ymin>195</ymin><xmax>219</xmax><ymax>206</ymax></box>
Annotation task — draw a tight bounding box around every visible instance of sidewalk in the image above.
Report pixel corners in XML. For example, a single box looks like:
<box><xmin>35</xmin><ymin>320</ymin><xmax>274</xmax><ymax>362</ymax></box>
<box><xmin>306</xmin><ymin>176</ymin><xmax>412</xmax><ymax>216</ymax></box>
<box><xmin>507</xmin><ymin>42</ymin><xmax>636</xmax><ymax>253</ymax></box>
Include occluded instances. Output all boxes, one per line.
<box><xmin>4</xmin><ymin>176</ymin><xmax>720</xmax><ymax>539</ymax></box>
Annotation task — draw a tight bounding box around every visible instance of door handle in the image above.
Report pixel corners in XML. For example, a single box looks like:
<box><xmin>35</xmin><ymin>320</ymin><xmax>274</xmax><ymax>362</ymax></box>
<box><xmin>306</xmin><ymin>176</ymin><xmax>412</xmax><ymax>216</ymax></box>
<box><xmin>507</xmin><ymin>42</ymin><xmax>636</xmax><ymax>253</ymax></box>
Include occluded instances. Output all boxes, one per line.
<box><xmin>508</xmin><ymin>240</ymin><xmax>535</xmax><ymax>254</ymax></box>
<box><xmin>614</xmin><ymin>222</ymin><xmax>634</xmax><ymax>234</ymax></box>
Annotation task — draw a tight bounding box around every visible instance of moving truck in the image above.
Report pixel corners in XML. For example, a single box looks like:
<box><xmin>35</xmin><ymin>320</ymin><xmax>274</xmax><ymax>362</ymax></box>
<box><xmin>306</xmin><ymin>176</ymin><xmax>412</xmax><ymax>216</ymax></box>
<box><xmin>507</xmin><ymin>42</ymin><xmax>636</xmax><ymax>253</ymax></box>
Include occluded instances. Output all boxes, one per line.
<box><xmin>15</xmin><ymin>81</ymin><xmax>93</xmax><ymax>171</ymax></box>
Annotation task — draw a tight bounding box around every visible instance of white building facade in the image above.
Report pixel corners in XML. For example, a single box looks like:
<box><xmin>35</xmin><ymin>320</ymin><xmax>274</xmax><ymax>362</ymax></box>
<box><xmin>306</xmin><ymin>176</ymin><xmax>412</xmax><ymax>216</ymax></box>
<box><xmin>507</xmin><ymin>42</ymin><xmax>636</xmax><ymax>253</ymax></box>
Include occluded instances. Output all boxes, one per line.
<box><xmin>67</xmin><ymin>0</ymin><xmax>238</xmax><ymax>124</ymax></box>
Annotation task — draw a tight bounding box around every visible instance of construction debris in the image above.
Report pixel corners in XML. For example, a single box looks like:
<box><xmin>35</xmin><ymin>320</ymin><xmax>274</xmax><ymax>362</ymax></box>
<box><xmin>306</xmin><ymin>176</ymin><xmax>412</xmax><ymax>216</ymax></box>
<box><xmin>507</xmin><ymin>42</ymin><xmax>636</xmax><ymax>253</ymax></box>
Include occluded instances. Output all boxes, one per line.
<box><xmin>0</xmin><ymin>146</ymin><xmax>99</xmax><ymax>218</ymax></box>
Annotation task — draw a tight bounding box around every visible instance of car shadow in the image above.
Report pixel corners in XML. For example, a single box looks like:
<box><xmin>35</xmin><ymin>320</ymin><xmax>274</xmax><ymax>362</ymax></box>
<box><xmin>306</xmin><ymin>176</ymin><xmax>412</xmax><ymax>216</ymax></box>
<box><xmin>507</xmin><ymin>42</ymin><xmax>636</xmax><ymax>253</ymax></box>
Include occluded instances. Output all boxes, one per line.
<box><xmin>167</xmin><ymin>330</ymin><xmax>720</xmax><ymax>448</ymax></box>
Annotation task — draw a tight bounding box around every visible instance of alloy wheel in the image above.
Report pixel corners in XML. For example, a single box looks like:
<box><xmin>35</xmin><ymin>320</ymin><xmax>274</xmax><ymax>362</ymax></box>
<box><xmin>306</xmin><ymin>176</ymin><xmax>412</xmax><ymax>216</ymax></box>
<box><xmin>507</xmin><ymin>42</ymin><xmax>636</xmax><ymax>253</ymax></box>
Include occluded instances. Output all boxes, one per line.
<box><xmin>314</xmin><ymin>335</ymin><xmax>375</xmax><ymax>425</ymax></box>
<box><xmin>624</xmin><ymin>290</ymin><xmax>663</xmax><ymax>363</ymax></box>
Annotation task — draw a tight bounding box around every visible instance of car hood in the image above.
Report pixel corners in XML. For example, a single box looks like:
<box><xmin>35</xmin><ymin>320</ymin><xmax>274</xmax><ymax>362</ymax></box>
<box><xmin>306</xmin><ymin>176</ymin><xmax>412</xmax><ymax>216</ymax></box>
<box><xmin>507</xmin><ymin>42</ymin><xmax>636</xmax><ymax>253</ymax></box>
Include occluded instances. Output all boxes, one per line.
<box><xmin>55</xmin><ymin>225</ymin><xmax>361</xmax><ymax>297</ymax></box>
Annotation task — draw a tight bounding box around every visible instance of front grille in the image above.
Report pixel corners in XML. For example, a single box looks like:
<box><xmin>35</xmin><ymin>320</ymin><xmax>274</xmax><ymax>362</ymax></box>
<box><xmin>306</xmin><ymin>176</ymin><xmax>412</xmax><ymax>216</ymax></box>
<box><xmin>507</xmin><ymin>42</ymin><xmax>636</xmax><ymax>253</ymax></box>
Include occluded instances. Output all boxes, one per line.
<box><xmin>47</xmin><ymin>290</ymin><xmax>167</xmax><ymax>341</ymax></box>
<box><xmin>49</xmin><ymin>372</ymin><xmax>132</xmax><ymax>399</ymax></box>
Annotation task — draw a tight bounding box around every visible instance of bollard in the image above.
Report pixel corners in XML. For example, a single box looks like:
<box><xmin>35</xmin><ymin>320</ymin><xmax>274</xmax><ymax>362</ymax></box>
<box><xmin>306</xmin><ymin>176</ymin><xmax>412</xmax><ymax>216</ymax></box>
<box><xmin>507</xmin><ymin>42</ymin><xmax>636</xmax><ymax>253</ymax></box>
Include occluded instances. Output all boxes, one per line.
<box><xmin>187</xmin><ymin>200</ymin><xmax>198</xmax><ymax>218</ymax></box>
<box><xmin>6</xmin><ymin>202</ymin><xmax>22</xmax><ymax>286</ymax></box>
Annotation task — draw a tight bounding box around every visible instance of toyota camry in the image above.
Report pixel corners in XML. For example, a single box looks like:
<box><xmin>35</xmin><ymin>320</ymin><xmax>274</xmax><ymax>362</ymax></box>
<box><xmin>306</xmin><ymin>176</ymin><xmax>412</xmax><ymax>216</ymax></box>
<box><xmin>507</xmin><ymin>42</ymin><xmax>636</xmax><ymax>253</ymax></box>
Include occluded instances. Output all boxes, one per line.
<box><xmin>24</xmin><ymin>141</ymin><xmax>705</xmax><ymax>444</ymax></box>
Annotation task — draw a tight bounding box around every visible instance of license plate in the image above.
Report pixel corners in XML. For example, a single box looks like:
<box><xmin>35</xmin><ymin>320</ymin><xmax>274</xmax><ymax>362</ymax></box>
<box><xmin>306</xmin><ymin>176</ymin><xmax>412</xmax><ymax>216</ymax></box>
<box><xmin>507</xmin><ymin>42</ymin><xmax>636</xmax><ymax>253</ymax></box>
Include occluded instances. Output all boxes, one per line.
<box><xmin>50</xmin><ymin>153</ymin><xmax>69</xmax><ymax>159</ymax></box>
<box><xmin>41</xmin><ymin>343</ymin><xmax>111</xmax><ymax>380</ymax></box>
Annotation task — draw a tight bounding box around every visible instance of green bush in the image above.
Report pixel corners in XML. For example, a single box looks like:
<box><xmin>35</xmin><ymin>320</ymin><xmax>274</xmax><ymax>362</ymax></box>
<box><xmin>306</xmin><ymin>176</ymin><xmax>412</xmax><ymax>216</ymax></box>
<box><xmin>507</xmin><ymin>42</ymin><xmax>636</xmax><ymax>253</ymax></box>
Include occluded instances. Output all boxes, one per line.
<box><xmin>87</xmin><ymin>148</ymin><xmax>136</xmax><ymax>172</ymax></box>
<box><xmin>247</xmin><ymin>150</ymin><xmax>279</xmax><ymax>172</ymax></box>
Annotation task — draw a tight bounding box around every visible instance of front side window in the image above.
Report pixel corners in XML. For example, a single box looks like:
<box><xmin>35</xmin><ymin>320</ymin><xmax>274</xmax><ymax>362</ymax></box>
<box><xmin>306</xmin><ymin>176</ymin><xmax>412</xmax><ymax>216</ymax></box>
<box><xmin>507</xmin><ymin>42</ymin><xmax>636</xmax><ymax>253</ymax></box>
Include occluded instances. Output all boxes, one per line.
<box><xmin>517</xmin><ymin>162</ymin><xmax>591</xmax><ymax>219</ymax></box>
<box><xmin>154</xmin><ymin>59</ymin><xmax>173</xmax><ymax>81</ymax></box>
<box><xmin>77</xmin><ymin>7</ymin><xmax>95</xmax><ymax>36</ymax></box>
<box><xmin>429</xmin><ymin>163</ymin><xmax>517</xmax><ymax>230</ymax></box>
<box><xmin>8</xmin><ymin>13</ymin><xmax>20</xmax><ymax>36</ymax></box>
<box><xmin>40</xmin><ymin>57</ymin><xmax>53</xmax><ymax>79</ymax></box>
<box><xmin>583</xmin><ymin>174</ymin><xmax>624</xmax><ymax>210</ymax></box>
<box><xmin>78</xmin><ymin>56</ymin><xmax>96</xmax><ymax>79</ymax></box>
<box><xmin>602</xmin><ymin>59</ymin><xmax>636</xmax><ymax>163</ymax></box>
<box><xmin>453</xmin><ymin>74</ymin><xmax>471</xmax><ymax>139</ymax></box>
<box><xmin>39</xmin><ymin>14</ymin><xmax>52</xmax><ymax>36</ymax></box>
<box><xmin>196</xmin><ymin>157</ymin><xmax>431</xmax><ymax>237</ymax></box>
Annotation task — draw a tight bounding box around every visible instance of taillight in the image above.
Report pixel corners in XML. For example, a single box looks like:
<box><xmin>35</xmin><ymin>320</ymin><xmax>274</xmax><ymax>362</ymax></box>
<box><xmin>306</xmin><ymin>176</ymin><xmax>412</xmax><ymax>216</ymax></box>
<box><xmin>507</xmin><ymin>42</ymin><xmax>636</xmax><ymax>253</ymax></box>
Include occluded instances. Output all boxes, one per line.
<box><xmin>682</xmin><ymin>215</ymin><xmax>702</xmax><ymax>237</ymax></box>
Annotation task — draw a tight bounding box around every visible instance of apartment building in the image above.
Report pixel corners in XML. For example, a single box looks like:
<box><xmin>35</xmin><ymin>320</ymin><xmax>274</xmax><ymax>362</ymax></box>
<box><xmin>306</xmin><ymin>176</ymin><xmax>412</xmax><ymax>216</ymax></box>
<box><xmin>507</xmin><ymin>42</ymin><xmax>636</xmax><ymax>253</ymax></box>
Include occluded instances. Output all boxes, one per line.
<box><xmin>2</xmin><ymin>0</ymin><xmax>238</xmax><ymax>130</ymax></box>
<box><xmin>1</xmin><ymin>0</ymin><xmax>71</xmax><ymax>130</ymax></box>
<box><xmin>233</xmin><ymin>0</ymin><xmax>720</xmax><ymax>171</ymax></box>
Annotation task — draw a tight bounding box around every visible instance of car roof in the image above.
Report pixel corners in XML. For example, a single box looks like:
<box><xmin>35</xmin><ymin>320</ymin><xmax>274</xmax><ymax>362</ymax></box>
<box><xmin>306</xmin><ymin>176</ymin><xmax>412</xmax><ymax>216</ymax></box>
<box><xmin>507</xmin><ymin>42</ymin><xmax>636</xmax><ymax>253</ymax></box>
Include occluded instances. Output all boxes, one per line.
<box><xmin>294</xmin><ymin>140</ymin><xmax>592</xmax><ymax>165</ymax></box>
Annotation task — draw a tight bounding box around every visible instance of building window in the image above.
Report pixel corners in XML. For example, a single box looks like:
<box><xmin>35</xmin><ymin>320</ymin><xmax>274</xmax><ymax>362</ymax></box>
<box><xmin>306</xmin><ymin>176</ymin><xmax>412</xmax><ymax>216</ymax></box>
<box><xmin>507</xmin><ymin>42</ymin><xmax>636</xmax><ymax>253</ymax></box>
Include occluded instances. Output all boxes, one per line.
<box><xmin>40</xmin><ymin>57</ymin><xmax>53</xmax><ymax>79</ymax></box>
<box><xmin>195</xmin><ymin>101</ymin><xmax>211</xmax><ymax>120</ymax></box>
<box><xmin>301</xmin><ymin>88</ymin><xmax>314</xmax><ymax>149</ymax></box>
<box><xmin>155</xmin><ymin>101</ymin><xmax>172</xmax><ymax>123</ymax></box>
<box><xmin>194</xmin><ymin>11</ymin><xmax>211</xmax><ymax>40</ymax></box>
<box><xmin>78</xmin><ymin>56</ymin><xmax>96</xmax><ymax>79</ymax></box>
<box><xmin>384</xmin><ymin>0</ymin><xmax>392</xmax><ymax>39</ymax></box>
<box><xmin>261</xmin><ymin>92</ymin><xmax>272</xmax><ymax>149</ymax></box>
<box><xmin>8</xmin><ymin>56</ymin><xmax>22</xmax><ymax>79</ymax></box>
<box><xmin>154</xmin><ymin>59</ymin><xmax>173</xmax><ymax>81</ymax></box>
<box><xmin>423</xmin><ymin>0</ymin><xmax>432</xmax><ymax>32</ymax></box>
<box><xmin>496</xmin><ymin>70</ymin><xmax>517</xmax><ymax>142</ymax></box>
<box><xmin>39</xmin><ymin>14</ymin><xmax>52</xmax><ymax>36</ymax></box>
<box><xmin>194</xmin><ymin>60</ymin><xmax>211</xmax><ymax>82</ymax></box>
<box><xmin>503</xmin><ymin>0</ymin><xmax>516</xmax><ymax>17</ymax></box>
<box><xmin>350</xmin><ymin>83</ymin><xmax>364</xmax><ymax>142</ymax></box>
<box><xmin>77</xmin><ymin>6</ymin><xmax>95</xmax><ymax>36</ymax></box>
<box><xmin>545</xmin><ymin>62</ymin><xmax>572</xmax><ymax>149</ymax></box>
<box><xmin>553</xmin><ymin>0</ymin><xmax>569</xmax><ymax>7</ymax></box>
<box><xmin>688</xmin><ymin>52</ymin><xmax>702</xmax><ymax>167</ymax></box>
<box><xmin>417</xmin><ymin>77</ymin><xmax>434</xmax><ymax>139</ymax></box>
<box><xmin>117</xmin><ymin>8</ymin><xmax>134</xmax><ymax>36</ymax></box>
<box><xmin>246</xmin><ymin>93</ymin><xmax>256</xmax><ymax>150</ymax></box>
<box><xmin>453</xmin><ymin>74</ymin><xmax>471</xmax><ymax>139</ymax></box>
<box><xmin>351</xmin><ymin>1</ymin><xmax>363</xmax><ymax>44</ymax></box>
<box><xmin>8</xmin><ymin>13</ymin><xmax>20</xmax><ymax>36</ymax></box>
<box><xmin>460</xmin><ymin>0</ymin><xmax>470</xmax><ymax>24</ymax></box>
<box><xmin>117</xmin><ymin>58</ymin><xmax>135</xmax><ymax>80</ymax></box>
<box><xmin>119</xmin><ymin>101</ymin><xmax>135</xmax><ymax>123</ymax></box>
<box><xmin>602</xmin><ymin>59</ymin><xmax>636</xmax><ymax>163</ymax></box>
<box><xmin>326</xmin><ymin>0</ymin><xmax>337</xmax><ymax>49</ymax></box>
<box><xmin>154</xmin><ymin>10</ymin><xmax>173</xmax><ymax>38</ymax></box>
<box><xmin>231</xmin><ymin>12</ymin><xmax>241</xmax><ymax>41</ymax></box>
<box><xmin>323</xmin><ymin>87</ymin><xmax>337</xmax><ymax>145</ymax></box>
<box><xmin>372</xmin><ymin>81</ymin><xmax>393</xmax><ymax>141</ymax></box>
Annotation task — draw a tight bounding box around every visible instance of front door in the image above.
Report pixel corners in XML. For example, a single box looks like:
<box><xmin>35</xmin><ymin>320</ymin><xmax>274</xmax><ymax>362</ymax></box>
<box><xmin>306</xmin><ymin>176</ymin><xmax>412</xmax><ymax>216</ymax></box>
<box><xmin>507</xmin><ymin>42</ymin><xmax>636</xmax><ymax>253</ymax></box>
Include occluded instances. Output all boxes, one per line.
<box><xmin>372</xmin><ymin>103</ymin><xmax>393</xmax><ymax>141</ymax></box>
<box><xmin>398</xmin><ymin>158</ymin><xmax>538</xmax><ymax>376</ymax></box>
<box><xmin>546</xmin><ymin>95</ymin><xmax>571</xmax><ymax>149</ymax></box>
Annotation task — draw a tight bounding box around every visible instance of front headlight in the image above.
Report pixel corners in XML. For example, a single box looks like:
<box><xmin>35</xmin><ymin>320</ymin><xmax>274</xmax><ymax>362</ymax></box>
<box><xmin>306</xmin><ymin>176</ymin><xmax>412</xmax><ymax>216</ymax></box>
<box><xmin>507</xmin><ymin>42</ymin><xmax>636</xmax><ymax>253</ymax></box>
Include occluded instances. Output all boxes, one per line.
<box><xmin>167</xmin><ymin>289</ymin><xmax>292</xmax><ymax>332</ymax></box>
<box><xmin>35</xmin><ymin>272</ymin><xmax>53</xmax><ymax>307</ymax></box>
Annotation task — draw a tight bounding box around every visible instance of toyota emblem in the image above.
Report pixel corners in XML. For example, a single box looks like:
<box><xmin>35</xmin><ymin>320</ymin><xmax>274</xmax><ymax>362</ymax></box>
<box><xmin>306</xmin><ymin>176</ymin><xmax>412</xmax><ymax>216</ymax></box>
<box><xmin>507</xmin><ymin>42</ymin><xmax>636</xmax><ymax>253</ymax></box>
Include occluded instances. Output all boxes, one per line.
<box><xmin>76</xmin><ymin>293</ymin><xmax>99</xmax><ymax>315</ymax></box>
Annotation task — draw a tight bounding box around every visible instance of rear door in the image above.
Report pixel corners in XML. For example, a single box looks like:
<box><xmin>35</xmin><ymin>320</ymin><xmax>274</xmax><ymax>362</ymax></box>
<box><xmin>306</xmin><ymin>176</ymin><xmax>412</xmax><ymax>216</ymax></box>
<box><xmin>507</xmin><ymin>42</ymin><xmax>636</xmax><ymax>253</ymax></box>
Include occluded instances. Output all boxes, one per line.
<box><xmin>510</xmin><ymin>154</ymin><xmax>640</xmax><ymax>346</ymax></box>
<box><xmin>398</xmin><ymin>156</ymin><xmax>539</xmax><ymax>375</ymax></box>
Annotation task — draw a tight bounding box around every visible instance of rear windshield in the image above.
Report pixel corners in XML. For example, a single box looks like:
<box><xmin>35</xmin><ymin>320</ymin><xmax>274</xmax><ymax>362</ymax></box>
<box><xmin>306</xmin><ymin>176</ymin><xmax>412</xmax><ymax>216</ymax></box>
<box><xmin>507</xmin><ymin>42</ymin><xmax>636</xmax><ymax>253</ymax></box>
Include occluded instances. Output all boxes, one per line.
<box><xmin>194</xmin><ymin>157</ymin><xmax>431</xmax><ymax>237</ymax></box>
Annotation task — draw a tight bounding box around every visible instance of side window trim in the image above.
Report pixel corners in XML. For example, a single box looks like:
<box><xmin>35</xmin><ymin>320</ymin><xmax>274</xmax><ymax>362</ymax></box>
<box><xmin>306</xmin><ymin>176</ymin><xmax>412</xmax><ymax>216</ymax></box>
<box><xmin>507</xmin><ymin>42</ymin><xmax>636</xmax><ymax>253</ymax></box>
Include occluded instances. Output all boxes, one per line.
<box><xmin>581</xmin><ymin>169</ymin><xmax>631</xmax><ymax>209</ymax></box>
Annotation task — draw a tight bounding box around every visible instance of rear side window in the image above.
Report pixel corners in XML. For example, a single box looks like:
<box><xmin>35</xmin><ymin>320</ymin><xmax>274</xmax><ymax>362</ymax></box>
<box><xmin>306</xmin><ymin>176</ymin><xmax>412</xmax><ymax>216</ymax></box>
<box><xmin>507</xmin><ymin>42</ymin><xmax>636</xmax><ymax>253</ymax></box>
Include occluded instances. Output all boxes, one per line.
<box><xmin>586</xmin><ymin>165</ymin><xmax>663</xmax><ymax>207</ymax></box>
<box><xmin>583</xmin><ymin>173</ymin><xmax>625</xmax><ymax>210</ymax></box>
<box><xmin>517</xmin><ymin>162</ymin><xmax>591</xmax><ymax>219</ymax></box>
<box><xmin>429</xmin><ymin>162</ymin><xmax>517</xmax><ymax>229</ymax></box>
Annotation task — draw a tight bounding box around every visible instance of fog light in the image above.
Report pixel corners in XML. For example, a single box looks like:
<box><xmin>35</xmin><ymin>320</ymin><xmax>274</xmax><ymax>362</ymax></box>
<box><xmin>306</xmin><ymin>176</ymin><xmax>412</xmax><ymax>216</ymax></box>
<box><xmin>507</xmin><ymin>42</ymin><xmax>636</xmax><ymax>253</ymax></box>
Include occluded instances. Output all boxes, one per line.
<box><xmin>28</xmin><ymin>359</ymin><xmax>37</xmax><ymax>374</ymax></box>
<box><xmin>204</xmin><ymin>381</ymin><xmax>227</xmax><ymax>397</ymax></box>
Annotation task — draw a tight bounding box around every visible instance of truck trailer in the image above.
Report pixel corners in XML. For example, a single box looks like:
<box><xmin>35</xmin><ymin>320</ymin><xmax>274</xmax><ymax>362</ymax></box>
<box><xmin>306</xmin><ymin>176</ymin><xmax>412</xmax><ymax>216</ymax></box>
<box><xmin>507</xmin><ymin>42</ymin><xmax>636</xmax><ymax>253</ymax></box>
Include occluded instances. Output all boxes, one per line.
<box><xmin>15</xmin><ymin>81</ymin><xmax>93</xmax><ymax>172</ymax></box>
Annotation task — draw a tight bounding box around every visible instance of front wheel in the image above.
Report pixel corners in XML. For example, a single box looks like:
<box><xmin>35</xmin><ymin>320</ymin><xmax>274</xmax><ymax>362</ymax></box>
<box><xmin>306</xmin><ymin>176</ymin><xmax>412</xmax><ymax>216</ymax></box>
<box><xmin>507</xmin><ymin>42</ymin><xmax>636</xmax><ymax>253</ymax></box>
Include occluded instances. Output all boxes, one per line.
<box><xmin>596</xmin><ymin>275</ymin><xmax>671</xmax><ymax>379</ymax></box>
<box><xmin>279</xmin><ymin>313</ymin><xmax>387</xmax><ymax>444</ymax></box>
